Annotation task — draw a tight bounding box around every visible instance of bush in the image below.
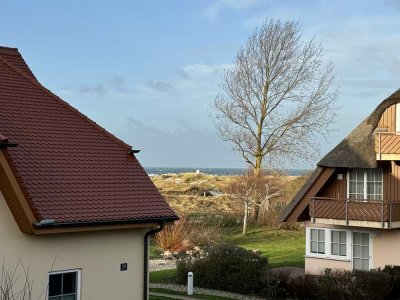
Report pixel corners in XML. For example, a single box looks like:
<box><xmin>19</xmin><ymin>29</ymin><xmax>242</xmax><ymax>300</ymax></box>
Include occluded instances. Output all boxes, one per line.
<box><xmin>381</xmin><ymin>265</ymin><xmax>400</xmax><ymax>298</ymax></box>
<box><xmin>154</xmin><ymin>216</ymin><xmax>190</xmax><ymax>251</ymax></box>
<box><xmin>154</xmin><ymin>215</ymin><xmax>223</xmax><ymax>252</ymax></box>
<box><xmin>279</xmin><ymin>269</ymin><xmax>392</xmax><ymax>300</ymax></box>
<box><xmin>176</xmin><ymin>243</ymin><xmax>268</xmax><ymax>295</ymax></box>
<box><xmin>279</xmin><ymin>221</ymin><xmax>303</xmax><ymax>232</ymax></box>
<box><xmin>285</xmin><ymin>274</ymin><xmax>318</xmax><ymax>300</ymax></box>
<box><xmin>189</xmin><ymin>213</ymin><xmax>240</xmax><ymax>228</ymax></box>
<box><xmin>317</xmin><ymin>269</ymin><xmax>392</xmax><ymax>300</ymax></box>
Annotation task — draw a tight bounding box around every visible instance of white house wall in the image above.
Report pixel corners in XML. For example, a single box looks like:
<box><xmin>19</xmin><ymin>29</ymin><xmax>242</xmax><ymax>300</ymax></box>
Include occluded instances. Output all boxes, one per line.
<box><xmin>0</xmin><ymin>191</ymin><xmax>147</xmax><ymax>300</ymax></box>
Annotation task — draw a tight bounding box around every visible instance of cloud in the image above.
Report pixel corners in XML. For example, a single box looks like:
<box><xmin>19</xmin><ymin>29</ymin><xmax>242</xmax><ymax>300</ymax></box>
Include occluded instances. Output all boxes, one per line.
<box><xmin>146</xmin><ymin>79</ymin><xmax>175</xmax><ymax>93</ymax></box>
<box><xmin>107</xmin><ymin>75</ymin><xmax>128</xmax><ymax>93</ymax></box>
<box><xmin>63</xmin><ymin>75</ymin><xmax>130</xmax><ymax>97</ymax></box>
<box><xmin>78</xmin><ymin>84</ymin><xmax>106</xmax><ymax>96</ymax></box>
<box><xmin>134</xmin><ymin>63</ymin><xmax>233</xmax><ymax>103</ymax></box>
<box><xmin>204</xmin><ymin>0</ymin><xmax>266</xmax><ymax>21</ymax></box>
<box><xmin>181</xmin><ymin>63</ymin><xmax>233</xmax><ymax>78</ymax></box>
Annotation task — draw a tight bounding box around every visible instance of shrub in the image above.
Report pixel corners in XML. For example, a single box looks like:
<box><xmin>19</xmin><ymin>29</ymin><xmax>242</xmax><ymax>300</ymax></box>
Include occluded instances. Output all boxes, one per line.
<box><xmin>154</xmin><ymin>216</ymin><xmax>190</xmax><ymax>251</ymax></box>
<box><xmin>317</xmin><ymin>269</ymin><xmax>392</xmax><ymax>300</ymax></box>
<box><xmin>154</xmin><ymin>215</ymin><xmax>223</xmax><ymax>252</ymax></box>
<box><xmin>176</xmin><ymin>243</ymin><xmax>268</xmax><ymax>295</ymax></box>
<box><xmin>280</xmin><ymin>273</ymin><xmax>318</xmax><ymax>300</ymax></box>
<box><xmin>186</xmin><ymin>222</ymin><xmax>221</xmax><ymax>247</ymax></box>
<box><xmin>381</xmin><ymin>265</ymin><xmax>400</xmax><ymax>298</ymax></box>
<box><xmin>279</xmin><ymin>269</ymin><xmax>392</xmax><ymax>300</ymax></box>
<box><xmin>189</xmin><ymin>213</ymin><xmax>240</xmax><ymax>228</ymax></box>
<box><xmin>279</xmin><ymin>221</ymin><xmax>303</xmax><ymax>232</ymax></box>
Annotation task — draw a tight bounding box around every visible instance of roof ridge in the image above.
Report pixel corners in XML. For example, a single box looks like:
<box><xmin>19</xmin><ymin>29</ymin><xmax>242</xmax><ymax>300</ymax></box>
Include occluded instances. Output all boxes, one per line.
<box><xmin>0</xmin><ymin>56</ymin><xmax>132</xmax><ymax>151</ymax></box>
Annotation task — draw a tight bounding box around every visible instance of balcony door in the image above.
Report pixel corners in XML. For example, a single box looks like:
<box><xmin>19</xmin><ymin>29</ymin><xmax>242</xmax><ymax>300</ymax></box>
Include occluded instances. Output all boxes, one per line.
<box><xmin>347</xmin><ymin>169</ymin><xmax>383</xmax><ymax>200</ymax></box>
<box><xmin>396</xmin><ymin>103</ymin><xmax>400</xmax><ymax>133</ymax></box>
<box><xmin>352</xmin><ymin>232</ymin><xmax>371</xmax><ymax>271</ymax></box>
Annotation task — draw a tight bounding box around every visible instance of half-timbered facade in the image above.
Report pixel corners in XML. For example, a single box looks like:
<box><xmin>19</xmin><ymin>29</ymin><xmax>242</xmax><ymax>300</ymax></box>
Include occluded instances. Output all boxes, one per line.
<box><xmin>280</xmin><ymin>90</ymin><xmax>400</xmax><ymax>274</ymax></box>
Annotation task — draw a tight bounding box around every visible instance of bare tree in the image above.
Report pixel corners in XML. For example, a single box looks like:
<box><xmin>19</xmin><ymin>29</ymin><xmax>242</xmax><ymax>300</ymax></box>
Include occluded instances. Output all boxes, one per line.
<box><xmin>229</xmin><ymin>173</ymin><xmax>281</xmax><ymax>235</ymax></box>
<box><xmin>213</xmin><ymin>18</ymin><xmax>338</xmax><ymax>177</ymax></box>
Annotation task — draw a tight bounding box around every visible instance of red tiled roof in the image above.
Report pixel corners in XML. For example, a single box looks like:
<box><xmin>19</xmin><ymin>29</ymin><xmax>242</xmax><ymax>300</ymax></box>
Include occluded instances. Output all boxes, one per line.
<box><xmin>0</xmin><ymin>47</ymin><xmax>177</xmax><ymax>225</ymax></box>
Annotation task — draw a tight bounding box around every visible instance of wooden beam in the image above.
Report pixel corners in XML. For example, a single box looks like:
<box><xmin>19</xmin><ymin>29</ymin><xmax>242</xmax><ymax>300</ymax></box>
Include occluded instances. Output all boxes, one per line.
<box><xmin>286</xmin><ymin>167</ymin><xmax>335</xmax><ymax>222</ymax></box>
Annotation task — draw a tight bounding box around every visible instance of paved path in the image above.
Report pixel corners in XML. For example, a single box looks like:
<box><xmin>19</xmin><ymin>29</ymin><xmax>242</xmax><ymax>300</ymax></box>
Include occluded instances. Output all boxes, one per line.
<box><xmin>150</xmin><ymin>284</ymin><xmax>265</xmax><ymax>299</ymax></box>
<box><xmin>150</xmin><ymin>259</ymin><xmax>176</xmax><ymax>271</ymax></box>
<box><xmin>150</xmin><ymin>291</ymin><xmax>201</xmax><ymax>299</ymax></box>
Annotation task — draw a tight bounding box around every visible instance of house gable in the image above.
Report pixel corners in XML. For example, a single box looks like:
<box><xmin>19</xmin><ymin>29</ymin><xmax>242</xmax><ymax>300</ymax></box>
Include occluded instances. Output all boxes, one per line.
<box><xmin>279</xmin><ymin>167</ymin><xmax>335</xmax><ymax>222</ymax></box>
<box><xmin>0</xmin><ymin>47</ymin><xmax>178</xmax><ymax>233</ymax></box>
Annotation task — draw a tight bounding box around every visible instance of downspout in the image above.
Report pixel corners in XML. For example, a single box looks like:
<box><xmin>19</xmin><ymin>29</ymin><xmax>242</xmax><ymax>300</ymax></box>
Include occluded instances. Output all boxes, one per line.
<box><xmin>143</xmin><ymin>221</ymin><xmax>164</xmax><ymax>300</ymax></box>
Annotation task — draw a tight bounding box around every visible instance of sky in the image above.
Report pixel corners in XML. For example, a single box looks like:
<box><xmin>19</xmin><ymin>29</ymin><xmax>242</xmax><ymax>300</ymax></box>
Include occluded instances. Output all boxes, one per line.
<box><xmin>1</xmin><ymin>0</ymin><xmax>400</xmax><ymax>169</ymax></box>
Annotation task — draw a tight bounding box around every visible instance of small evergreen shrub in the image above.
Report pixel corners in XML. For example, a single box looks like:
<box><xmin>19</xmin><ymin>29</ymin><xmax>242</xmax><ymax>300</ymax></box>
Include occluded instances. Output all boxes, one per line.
<box><xmin>176</xmin><ymin>243</ymin><xmax>268</xmax><ymax>295</ymax></box>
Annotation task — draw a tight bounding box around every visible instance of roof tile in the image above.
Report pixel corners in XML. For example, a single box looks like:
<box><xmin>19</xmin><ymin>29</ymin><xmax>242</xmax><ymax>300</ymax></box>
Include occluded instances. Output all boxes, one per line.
<box><xmin>0</xmin><ymin>48</ymin><xmax>177</xmax><ymax>224</ymax></box>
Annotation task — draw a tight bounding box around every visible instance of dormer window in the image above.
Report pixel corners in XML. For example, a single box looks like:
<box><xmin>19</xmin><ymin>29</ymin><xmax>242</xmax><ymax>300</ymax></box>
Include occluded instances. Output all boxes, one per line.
<box><xmin>348</xmin><ymin>169</ymin><xmax>383</xmax><ymax>200</ymax></box>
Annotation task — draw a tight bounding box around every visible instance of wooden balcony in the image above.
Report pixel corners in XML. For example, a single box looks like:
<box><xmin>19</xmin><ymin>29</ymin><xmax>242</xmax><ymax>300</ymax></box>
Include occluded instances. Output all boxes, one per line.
<box><xmin>309</xmin><ymin>197</ymin><xmax>400</xmax><ymax>228</ymax></box>
<box><xmin>375</xmin><ymin>132</ymin><xmax>400</xmax><ymax>160</ymax></box>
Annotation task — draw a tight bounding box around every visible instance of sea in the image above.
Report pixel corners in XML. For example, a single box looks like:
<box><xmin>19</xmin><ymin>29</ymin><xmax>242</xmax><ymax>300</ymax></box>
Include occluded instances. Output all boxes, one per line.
<box><xmin>145</xmin><ymin>167</ymin><xmax>309</xmax><ymax>176</ymax></box>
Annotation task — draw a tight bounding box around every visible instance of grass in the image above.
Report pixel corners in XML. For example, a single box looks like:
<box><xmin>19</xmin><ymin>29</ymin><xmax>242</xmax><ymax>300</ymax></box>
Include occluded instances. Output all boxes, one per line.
<box><xmin>150</xmin><ymin>244</ymin><xmax>164</xmax><ymax>259</ymax></box>
<box><xmin>150</xmin><ymin>288</ymin><xmax>236</xmax><ymax>299</ymax></box>
<box><xmin>150</xmin><ymin>226</ymin><xmax>305</xmax><ymax>287</ymax></box>
<box><xmin>224</xmin><ymin>226</ymin><xmax>305</xmax><ymax>268</ymax></box>
<box><xmin>150</xmin><ymin>268</ymin><xmax>177</xmax><ymax>284</ymax></box>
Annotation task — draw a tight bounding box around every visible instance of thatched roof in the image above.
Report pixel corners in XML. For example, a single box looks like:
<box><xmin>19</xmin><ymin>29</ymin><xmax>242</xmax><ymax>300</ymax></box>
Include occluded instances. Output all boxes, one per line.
<box><xmin>318</xmin><ymin>89</ymin><xmax>400</xmax><ymax>168</ymax></box>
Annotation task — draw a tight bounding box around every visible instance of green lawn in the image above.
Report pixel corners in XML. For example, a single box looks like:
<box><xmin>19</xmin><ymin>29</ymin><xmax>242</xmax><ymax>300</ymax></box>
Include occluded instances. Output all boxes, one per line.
<box><xmin>224</xmin><ymin>227</ymin><xmax>305</xmax><ymax>268</ymax></box>
<box><xmin>150</xmin><ymin>268</ymin><xmax>177</xmax><ymax>284</ymax></box>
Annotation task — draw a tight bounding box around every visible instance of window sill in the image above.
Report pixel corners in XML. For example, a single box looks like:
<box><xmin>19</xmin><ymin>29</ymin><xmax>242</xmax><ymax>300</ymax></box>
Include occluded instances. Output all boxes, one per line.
<box><xmin>305</xmin><ymin>255</ymin><xmax>350</xmax><ymax>262</ymax></box>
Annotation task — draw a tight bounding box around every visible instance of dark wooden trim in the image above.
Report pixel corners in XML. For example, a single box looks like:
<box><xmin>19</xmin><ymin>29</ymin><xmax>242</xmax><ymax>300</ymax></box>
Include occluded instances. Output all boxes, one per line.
<box><xmin>0</xmin><ymin>150</ymin><xmax>37</xmax><ymax>233</ymax></box>
<box><xmin>285</xmin><ymin>167</ymin><xmax>335</xmax><ymax>222</ymax></box>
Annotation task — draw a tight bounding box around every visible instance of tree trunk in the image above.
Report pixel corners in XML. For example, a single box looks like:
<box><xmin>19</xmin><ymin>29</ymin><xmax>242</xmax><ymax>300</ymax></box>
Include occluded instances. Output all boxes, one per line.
<box><xmin>253</xmin><ymin>157</ymin><xmax>262</xmax><ymax>178</ymax></box>
<box><xmin>252</xmin><ymin>161</ymin><xmax>262</xmax><ymax>221</ymax></box>
<box><xmin>243</xmin><ymin>202</ymin><xmax>248</xmax><ymax>235</ymax></box>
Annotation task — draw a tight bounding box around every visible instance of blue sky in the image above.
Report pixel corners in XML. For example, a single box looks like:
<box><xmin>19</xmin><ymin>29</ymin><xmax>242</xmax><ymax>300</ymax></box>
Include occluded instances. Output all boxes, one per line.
<box><xmin>1</xmin><ymin>0</ymin><xmax>400</xmax><ymax>169</ymax></box>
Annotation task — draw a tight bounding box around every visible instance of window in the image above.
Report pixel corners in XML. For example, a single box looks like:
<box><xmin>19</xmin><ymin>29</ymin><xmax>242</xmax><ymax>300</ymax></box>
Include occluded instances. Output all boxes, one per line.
<box><xmin>307</xmin><ymin>227</ymin><xmax>350</xmax><ymax>260</ymax></box>
<box><xmin>353</xmin><ymin>232</ymin><xmax>370</xmax><ymax>271</ymax></box>
<box><xmin>310</xmin><ymin>228</ymin><xmax>325</xmax><ymax>254</ymax></box>
<box><xmin>348</xmin><ymin>169</ymin><xmax>383</xmax><ymax>200</ymax></box>
<box><xmin>331</xmin><ymin>230</ymin><xmax>346</xmax><ymax>256</ymax></box>
<box><xmin>49</xmin><ymin>270</ymin><xmax>80</xmax><ymax>300</ymax></box>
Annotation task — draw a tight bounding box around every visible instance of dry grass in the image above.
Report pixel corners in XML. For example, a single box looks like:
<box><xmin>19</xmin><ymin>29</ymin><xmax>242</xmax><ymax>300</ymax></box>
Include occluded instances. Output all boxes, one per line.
<box><xmin>151</xmin><ymin>172</ymin><xmax>303</xmax><ymax>217</ymax></box>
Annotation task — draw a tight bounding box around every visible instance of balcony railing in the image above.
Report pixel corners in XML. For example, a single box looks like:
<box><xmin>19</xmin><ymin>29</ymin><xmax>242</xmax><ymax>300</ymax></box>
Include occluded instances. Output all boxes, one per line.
<box><xmin>375</xmin><ymin>132</ymin><xmax>400</xmax><ymax>160</ymax></box>
<box><xmin>309</xmin><ymin>197</ymin><xmax>400</xmax><ymax>228</ymax></box>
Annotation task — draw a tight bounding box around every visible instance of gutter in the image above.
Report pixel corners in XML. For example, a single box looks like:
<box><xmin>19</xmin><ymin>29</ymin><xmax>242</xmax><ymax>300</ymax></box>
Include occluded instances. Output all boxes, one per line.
<box><xmin>143</xmin><ymin>221</ymin><xmax>165</xmax><ymax>300</ymax></box>
<box><xmin>0</xmin><ymin>141</ymin><xmax>18</xmax><ymax>149</ymax></box>
<box><xmin>32</xmin><ymin>216</ymin><xmax>178</xmax><ymax>229</ymax></box>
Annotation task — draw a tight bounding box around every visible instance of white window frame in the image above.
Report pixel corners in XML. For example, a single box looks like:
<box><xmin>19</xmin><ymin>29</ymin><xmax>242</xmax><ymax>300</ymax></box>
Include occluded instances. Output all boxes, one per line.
<box><xmin>330</xmin><ymin>229</ymin><xmax>350</xmax><ymax>258</ymax></box>
<box><xmin>306</xmin><ymin>227</ymin><xmax>351</xmax><ymax>261</ymax></box>
<box><xmin>346</xmin><ymin>169</ymin><xmax>383</xmax><ymax>200</ymax></box>
<box><xmin>48</xmin><ymin>269</ymin><xmax>81</xmax><ymax>300</ymax></box>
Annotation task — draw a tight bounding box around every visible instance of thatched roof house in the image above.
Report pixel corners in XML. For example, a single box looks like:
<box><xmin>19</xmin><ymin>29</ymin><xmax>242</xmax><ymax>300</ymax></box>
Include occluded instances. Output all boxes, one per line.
<box><xmin>280</xmin><ymin>89</ymin><xmax>400</xmax><ymax>223</ymax></box>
